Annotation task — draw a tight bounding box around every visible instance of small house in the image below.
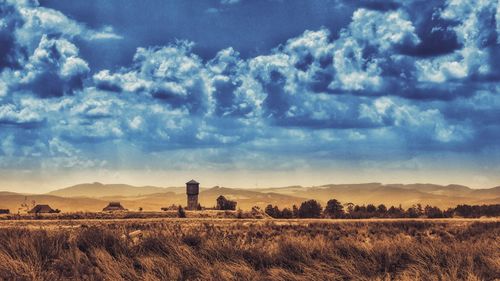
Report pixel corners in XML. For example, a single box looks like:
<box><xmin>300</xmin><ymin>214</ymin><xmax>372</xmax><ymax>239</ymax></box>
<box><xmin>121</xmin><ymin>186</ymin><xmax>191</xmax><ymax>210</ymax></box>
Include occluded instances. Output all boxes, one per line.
<box><xmin>103</xmin><ymin>202</ymin><xmax>127</xmax><ymax>212</ymax></box>
<box><xmin>28</xmin><ymin>204</ymin><xmax>58</xmax><ymax>214</ymax></box>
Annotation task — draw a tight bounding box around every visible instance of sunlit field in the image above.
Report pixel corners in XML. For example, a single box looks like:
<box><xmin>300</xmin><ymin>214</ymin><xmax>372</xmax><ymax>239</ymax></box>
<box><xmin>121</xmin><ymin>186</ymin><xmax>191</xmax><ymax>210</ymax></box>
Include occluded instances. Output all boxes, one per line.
<box><xmin>0</xmin><ymin>217</ymin><xmax>498</xmax><ymax>280</ymax></box>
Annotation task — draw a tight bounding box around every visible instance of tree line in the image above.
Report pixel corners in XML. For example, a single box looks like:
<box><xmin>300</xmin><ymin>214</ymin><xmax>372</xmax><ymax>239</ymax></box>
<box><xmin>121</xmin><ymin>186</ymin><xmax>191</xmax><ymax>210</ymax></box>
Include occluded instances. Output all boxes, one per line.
<box><xmin>264</xmin><ymin>199</ymin><xmax>500</xmax><ymax>219</ymax></box>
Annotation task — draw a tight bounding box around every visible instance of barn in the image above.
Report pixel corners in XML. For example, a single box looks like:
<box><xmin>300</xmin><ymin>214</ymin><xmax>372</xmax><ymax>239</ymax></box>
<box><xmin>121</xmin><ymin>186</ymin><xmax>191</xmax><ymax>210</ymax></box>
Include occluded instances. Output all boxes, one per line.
<box><xmin>28</xmin><ymin>205</ymin><xmax>58</xmax><ymax>214</ymax></box>
<box><xmin>103</xmin><ymin>202</ymin><xmax>127</xmax><ymax>212</ymax></box>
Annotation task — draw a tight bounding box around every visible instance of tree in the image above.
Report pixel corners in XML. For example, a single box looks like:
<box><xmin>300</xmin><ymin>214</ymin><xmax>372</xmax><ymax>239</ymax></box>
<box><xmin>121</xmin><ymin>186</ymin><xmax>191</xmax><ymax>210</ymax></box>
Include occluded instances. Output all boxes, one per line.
<box><xmin>177</xmin><ymin>205</ymin><xmax>186</xmax><ymax>218</ymax></box>
<box><xmin>281</xmin><ymin>208</ymin><xmax>293</xmax><ymax>219</ymax></box>
<box><xmin>377</xmin><ymin>204</ymin><xmax>387</xmax><ymax>214</ymax></box>
<box><xmin>424</xmin><ymin>205</ymin><xmax>443</xmax><ymax>218</ymax></box>
<box><xmin>406</xmin><ymin>205</ymin><xmax>420</xmax><ymax>218</ymax></box>
<box><xmin>366</xmin><ymin>204</ymin><xmax>377</xmax><ymax>213</ymax></box>
<box><xmin>354</xmin><ymin>205</ymin><xmax>365</xmax><ymax>212</ymax></box>
<box><xmin>344</xmin><ymin>202</ymin><xmax>355</xmax><ymax>214</ymax></box>
<box><xmin>454</xmin><ymin>204</ymin><xmax>474</xmax><ymax>217</ymax></box>
<box><xmin>324</xmin><ymin>199</ymin><xmax>344</xmax><ymax>218</ymax></box>
<box><xmin>20</xmin><ymin>197</ymin><xmax>35</xmax><ymax>213</ymax></box>
<box><xmin>298</xmin><ymin>200</ymin><xmax>322</xmax><ymax>218</ymax></box>
<box><xmin>265</xmin><ymin>204</ymin><xmax>279</xmax><ymax>218</ymax></box>
<box><xmin>350</xmin><ymin>205</ymin><xmax>367</xmax><ymax>218</ymax></box>
<box><xmin>416</xmin><ymin>204</ymin><xmax>424</xmax><ymax>216</ymax></box>
<box><xmin>292</xmin><ymin>205</ymin><xmax>299</xmax><ymax>218</ymax></box>
<box><xmin>388</xmin><ymin>206</ymin><xmax>404</xmax><ymax>218</ymax></box>
<box><xmin>453</xmin><ymin>204</ymin><xmax>500</xmax><ymax>218</ymax></box>
<box><xmin>443</xmin><ymin>208</ymin><xmax>455</xmax><ymax>218</ymax></box>
<box><xmin>216</xmin><ymin>195</ymin><xmax>237</xmax><ymax>210</ymax></box>
<box><xmin>236</xmin><ymin>208</ymin><xmax>243</xmax><ymax>219</ymax></box>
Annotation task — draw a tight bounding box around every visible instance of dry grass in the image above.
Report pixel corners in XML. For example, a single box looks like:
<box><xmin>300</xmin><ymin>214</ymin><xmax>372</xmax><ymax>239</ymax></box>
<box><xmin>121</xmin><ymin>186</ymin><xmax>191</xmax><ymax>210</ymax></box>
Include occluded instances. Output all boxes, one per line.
<box><xmin>0</xmin><ymin>220</ymin><xmax>498</xmax><ymax>280</ymax></box>
<box><xmin>0</xmin><ymin>210</ymin><xmax>245</xmax><ymax>221</ymax></box>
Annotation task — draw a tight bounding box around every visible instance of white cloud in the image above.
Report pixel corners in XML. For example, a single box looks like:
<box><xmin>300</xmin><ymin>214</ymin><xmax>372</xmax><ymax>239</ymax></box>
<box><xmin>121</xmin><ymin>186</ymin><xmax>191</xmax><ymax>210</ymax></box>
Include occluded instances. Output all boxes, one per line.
<box><xmin>497</xmin><ymin>1</ymin><xmax>500</xmax><ymax>43</ymax></box>
<box><xmin>416</xmin><ymin>0</ymin><xmax>497</xmax><ymax>83</ymax></box>
<box><xmin>95</xmin><ymin>41</ymin><xmax>213</xmax><ymax>114</ymax></box>
<box><xmin>221</xmin><ymin>0</ymin><xmax>241</xmax><ymax>5</ymax></box>
<box><xmin>347</xmin><ymin>8</ymin><xmax>420</xmax><ymax>51</ymax></box>
<box><xmin>0</xmin><ymin>98</ymin><xmax>45</xmax><ymax>124</ymax></box>
<box><xmin>87</xmin><ymin>26</ymin><xmax>123</xmax><ymax>40</ymax></box>
<box><xmin>331</xmin><ymin>38</ymin><xmax>382</xmax><ymax>91</ymax></box>
<box><xmin>14</xmin><ymin>3</ymin><xmax>121</xmax><ymax>54</ymax></box>
<box><xmin>282</xmin><ymin>28</ymin><xmax>333</xmax><ymax>61</ymax></box>
<box><xmin>0</xmin><ymin>1</ymin><xmax>497</xmax><ymax>171</ymax></box>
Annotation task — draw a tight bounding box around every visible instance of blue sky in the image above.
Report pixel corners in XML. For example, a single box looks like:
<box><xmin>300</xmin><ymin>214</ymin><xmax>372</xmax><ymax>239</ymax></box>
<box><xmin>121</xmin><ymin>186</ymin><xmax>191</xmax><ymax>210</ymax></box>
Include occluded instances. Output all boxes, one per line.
<box><xmin>0</xmin><ymin>0</ymin><xmax>499</xmax><ymax>191</ymax></box>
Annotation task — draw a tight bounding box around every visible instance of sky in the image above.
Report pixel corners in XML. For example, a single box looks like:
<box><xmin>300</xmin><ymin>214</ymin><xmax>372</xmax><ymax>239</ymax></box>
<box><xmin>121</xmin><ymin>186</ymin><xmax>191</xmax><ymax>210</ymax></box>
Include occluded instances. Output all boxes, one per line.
<box><xmin>0</xmin><ymin>0</ymin><xmax>499</xmax><ymax>192</ymax></box>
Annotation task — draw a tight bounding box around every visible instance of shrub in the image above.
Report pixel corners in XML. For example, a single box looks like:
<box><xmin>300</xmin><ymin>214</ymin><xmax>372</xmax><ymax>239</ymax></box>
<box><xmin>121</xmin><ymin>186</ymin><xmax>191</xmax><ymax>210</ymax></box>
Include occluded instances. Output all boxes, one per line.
<box><xmin>178</xmin><ymin>206</ymin><xmax>186</xmax><ymax>218</ymax></box>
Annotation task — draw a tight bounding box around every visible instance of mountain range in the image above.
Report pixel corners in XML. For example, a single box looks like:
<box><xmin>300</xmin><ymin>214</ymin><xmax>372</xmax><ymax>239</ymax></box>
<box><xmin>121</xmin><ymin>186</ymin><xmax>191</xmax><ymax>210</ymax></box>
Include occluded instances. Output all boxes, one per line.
<box><xmin>0</xmin><ymin>182</ymin><xmax>498</xmax><ymax>212</ymax></box>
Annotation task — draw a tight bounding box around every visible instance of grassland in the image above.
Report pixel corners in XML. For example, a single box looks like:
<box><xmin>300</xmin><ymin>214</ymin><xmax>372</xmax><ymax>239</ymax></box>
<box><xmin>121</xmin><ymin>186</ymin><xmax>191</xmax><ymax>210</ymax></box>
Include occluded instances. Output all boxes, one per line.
<box><xmin>0</xmin><ymin>218</ymin><xmax>498</xmax><ymax>280</ymax></box>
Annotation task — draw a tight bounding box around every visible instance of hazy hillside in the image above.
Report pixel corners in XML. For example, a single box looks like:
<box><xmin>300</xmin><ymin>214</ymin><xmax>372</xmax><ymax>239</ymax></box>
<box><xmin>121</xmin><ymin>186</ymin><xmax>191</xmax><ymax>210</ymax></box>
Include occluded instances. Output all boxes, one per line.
<box><xmin>47</xmin><ymin>182</ymin><xmax>183</xmax><ymax>197</ymax></box>
<box><xmin>265</xmin><ymin>183</ymin><xmax>500</xmax><ymax>208</ymax></box>
<box><xmin>0</xmin><ymin>186</ymin><xmax>307</xmax><ymax>212</ymax></box>
<box><xmin>0</xmin><ymin>182</ymin><xmax>499</xmax><ymax>212</ymax></box>
<box><xmin>0</xmin><ymin>194</ymin><xmax>107</xmax><ymax>213</ymax></box>
<box><xmin>197</xmin><ymin>186</ymin><xmax>307</xmax><ymax>210</ymax></box>
<box><xmin>469</xmin><ymin>186</ymin><xmax>500</xmax><ymax>198</ymax></box>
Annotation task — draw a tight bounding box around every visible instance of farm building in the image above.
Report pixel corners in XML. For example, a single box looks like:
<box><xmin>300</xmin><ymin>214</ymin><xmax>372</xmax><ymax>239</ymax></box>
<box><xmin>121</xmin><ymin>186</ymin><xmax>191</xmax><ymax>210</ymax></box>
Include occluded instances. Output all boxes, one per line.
<box><xmin>0</xmin><ymin>209</ymin><xmax>9</xmax><ymax>214</ymax></box>
<box><xmin>28</xmin><ymin>204</ymin><xmax>58</xmax><ymax>214</ymax></box>
<box><xmin>186</xmin><ymin>179</ymin><xmax>200</xmax><ymax>210</ymax></box>
<box><xmin>103</xmin><ymin>202</ymin><xmax>127</xmax><ymax>212</ymax></box>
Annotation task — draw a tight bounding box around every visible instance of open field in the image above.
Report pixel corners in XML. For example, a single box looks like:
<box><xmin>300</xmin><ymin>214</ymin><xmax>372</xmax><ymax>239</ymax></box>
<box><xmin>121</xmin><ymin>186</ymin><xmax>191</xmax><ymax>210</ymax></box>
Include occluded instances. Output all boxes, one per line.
<box><xmin>0</xmin><ymin>218</ymin><xmax>498</xmax><ymax>280</ymax></box>
<box><xmin>0</xmin><ymin>210</ymin><xmax>240</xmax><ymax>222</ymax></box>
<box><xmin>1</xmin><ymin>182</ymin><xmax>499</xmax><ymax>212</ymax></box>
<box><xmin>0</xmin><ymin>215</ymin><xmax>498</xmax><ymax>228</ymax></box>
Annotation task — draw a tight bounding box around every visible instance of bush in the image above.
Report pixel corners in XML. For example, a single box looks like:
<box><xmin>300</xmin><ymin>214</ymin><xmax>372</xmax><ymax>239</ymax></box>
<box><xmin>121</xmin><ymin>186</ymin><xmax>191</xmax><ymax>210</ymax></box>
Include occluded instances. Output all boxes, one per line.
<box><xmin>178</xmin><ymin>206</ymin><xmax>186</xmax><ymax>218</ymax></box>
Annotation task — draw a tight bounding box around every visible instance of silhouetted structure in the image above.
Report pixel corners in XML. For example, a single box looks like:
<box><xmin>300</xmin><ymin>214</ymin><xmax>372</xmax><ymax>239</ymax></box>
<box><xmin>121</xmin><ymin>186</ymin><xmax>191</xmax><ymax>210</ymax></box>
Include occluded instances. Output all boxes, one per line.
<box><xmin>186</xmin><ymin>180</ymin><xmax>199</xmax><ymax>210</ymax></box>
<box><xmin>0</xmin><ymin>209</ymin><xmax>9</xmax><ymax>214</ymax></box>
<box><xmin>28</xmin><ymin>204</ymin><xmax>58</xmax><ymax>214</ymax></box>
<box><xmin>216</xmin><ymin>195</ymin><xmax>237</xmax><ymax>210</ymax></box>
<box><xmin>102</xmin><ymin>202</ymin><xmax>127</xmax><ymax>212</ymax></box>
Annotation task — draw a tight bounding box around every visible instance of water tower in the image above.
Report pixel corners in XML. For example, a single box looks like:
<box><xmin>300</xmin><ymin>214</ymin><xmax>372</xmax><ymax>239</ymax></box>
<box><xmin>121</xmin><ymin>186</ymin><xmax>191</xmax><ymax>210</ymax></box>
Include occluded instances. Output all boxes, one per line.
<box><xmin>186</xmin><ymin>180</ymin><xmax>199</xmax><ymax>210</ymax></box>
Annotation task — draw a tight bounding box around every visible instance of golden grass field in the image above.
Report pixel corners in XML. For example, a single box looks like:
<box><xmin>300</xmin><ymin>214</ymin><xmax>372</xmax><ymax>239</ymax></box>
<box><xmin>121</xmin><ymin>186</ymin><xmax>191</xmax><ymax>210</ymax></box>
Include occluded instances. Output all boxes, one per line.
<box><xmin>0</xmin><ymin>215</ymin><xmax>498</xmax><ymax>281</ymax></box>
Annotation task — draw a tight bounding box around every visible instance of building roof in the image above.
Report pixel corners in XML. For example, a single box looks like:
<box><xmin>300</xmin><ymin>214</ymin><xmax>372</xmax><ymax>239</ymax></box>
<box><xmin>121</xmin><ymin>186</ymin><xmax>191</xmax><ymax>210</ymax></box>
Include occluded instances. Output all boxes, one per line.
<box><xmin>108</xmin><ymin>202</ymin><xmax>122</xmax><ymax>207</ymax></box>
<box><xmin>103</xmin><ymin>202</ymin><xmax>127</xmax><ymax>211</ymax></box>
<box><xmin>186</xmin><ymin>179</ymin><xmax>199</xmax><ymax>184</ymax></box>
<box><xmin>28</xmin><ymin>204</ymin><xmax>55</xmax><ymax>213</ymax></box>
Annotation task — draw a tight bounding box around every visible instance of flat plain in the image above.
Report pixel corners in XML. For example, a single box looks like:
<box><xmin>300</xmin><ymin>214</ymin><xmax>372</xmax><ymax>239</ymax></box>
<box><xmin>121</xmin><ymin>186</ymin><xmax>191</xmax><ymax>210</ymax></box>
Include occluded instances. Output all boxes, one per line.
<box><xmin>0</xmin><ymin>216</ymin><xmax>498</xmax><ymax>280</ymax></box>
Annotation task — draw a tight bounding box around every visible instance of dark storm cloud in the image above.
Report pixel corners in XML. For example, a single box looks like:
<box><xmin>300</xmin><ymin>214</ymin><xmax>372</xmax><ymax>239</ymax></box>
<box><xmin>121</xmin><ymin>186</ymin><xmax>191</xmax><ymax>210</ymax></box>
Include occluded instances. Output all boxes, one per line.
<box><xmin>0</xmin><ymin>3</ymin><xmax>23</xmax><ymax>68</ymax></box>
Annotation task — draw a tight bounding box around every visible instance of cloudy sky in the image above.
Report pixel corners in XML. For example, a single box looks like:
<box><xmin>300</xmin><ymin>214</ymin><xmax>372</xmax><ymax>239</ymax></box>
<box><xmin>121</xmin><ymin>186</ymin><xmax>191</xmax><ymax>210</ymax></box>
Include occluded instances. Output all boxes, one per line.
<box><xmin>1</xmin><ymin>0</ymin><xmax>499</xmax><ymax>192</ymax></box>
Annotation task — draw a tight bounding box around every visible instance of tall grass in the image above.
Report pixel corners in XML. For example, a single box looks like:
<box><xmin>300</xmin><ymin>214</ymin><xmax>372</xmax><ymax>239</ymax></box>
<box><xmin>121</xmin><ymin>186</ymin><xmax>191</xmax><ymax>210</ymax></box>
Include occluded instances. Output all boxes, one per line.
<box><xmin>0</xmin><ymin>221</ymin><xmax>498</xmax><ymax>280</ymax></box>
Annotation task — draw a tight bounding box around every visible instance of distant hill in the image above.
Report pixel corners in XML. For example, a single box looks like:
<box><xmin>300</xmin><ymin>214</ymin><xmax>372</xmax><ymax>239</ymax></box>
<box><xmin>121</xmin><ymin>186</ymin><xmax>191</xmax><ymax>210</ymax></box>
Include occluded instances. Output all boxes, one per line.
<box><xmin>259</xmin><ymin>183</ymin><xmax>500</xmax><ymax>208</ymax></box>
<box><xmin>0</xmin><ymin>193</ymin><xmax>107</xmax><ymax>212</ymax></box>
<box><xmin>197</xmin><ymin>186</ymin><xmax>307</xmax><ymax>210</ymax></box>
<box><xmin>0</xmin><ymin>182</ymin><xmax>498</xmax><ymax>212</ymax></box>
<box><xmin>47</xmin><ymin>182</ymin><xmax>183</xmax><ymax>198</ymax></box>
